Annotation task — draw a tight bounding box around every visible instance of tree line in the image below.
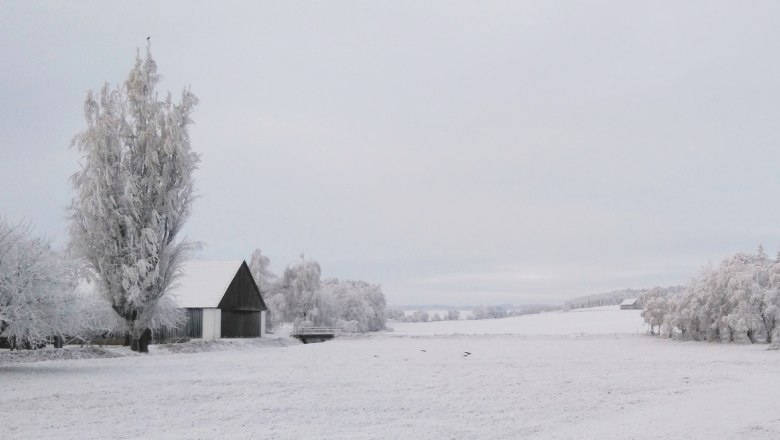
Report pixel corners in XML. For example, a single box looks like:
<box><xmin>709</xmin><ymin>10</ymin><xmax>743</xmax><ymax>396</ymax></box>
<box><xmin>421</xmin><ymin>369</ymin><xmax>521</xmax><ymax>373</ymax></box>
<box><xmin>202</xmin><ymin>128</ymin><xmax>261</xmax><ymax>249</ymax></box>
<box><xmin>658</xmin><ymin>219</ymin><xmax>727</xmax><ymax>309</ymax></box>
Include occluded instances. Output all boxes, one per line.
<box><xmin>386</xmin><ymin>304</ymin><xmax>557</xmax><ymax>322</ymax></box>
<box><xmin>641</xmin><ymin>246</ymin><xmax>780</xmax><ymax>345</ymax></box>
<box><xmin>564</xmin><ymin>286</ymin><xmax>684</xmax><ymax>311</ymax></box>
<box><xmin>248</xmin><ymin>250</ymin><xmax>387</xmax><ymax>333</ymax></box>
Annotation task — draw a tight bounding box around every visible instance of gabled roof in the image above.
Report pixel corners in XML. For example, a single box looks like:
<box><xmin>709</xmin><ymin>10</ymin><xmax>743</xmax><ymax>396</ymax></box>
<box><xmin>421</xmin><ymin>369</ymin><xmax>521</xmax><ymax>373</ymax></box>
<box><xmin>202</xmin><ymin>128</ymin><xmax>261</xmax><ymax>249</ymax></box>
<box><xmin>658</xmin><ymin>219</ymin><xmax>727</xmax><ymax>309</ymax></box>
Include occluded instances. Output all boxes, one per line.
<box><xmin>620</xmin><ymin>298</ymin><xmax>639</xmax><ymax>306</ymax></box>
<box><xmin>170</xmin><ymin>260</ymin><xmax>245</xmax><ymax>308</ymax></box>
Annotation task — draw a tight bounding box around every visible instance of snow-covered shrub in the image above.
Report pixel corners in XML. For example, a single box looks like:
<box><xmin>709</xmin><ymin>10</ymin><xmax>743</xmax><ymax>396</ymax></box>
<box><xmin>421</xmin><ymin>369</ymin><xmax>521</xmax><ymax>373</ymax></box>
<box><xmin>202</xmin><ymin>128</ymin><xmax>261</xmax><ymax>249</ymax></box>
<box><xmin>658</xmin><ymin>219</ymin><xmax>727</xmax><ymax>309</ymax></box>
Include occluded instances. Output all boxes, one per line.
<box><xmin>0</xmin><ymin>218</ymin><xmax>87</xmax><ymax>348</ymax></box>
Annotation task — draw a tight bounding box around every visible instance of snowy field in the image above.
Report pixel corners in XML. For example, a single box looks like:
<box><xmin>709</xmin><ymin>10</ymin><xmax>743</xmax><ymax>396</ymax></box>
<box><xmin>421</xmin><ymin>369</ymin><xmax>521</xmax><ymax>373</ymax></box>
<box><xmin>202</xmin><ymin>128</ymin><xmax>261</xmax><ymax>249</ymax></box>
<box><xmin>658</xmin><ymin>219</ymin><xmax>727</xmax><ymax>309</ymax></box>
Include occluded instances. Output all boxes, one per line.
<box><xmin>3</xmin><ymin>307</ymin><xmax>780</xmax><ymax>440</ymax></box>
<box><xmin>393</xmin><ymin>305</ymin><xmax>647</xmax><ymax>335</ymax></box>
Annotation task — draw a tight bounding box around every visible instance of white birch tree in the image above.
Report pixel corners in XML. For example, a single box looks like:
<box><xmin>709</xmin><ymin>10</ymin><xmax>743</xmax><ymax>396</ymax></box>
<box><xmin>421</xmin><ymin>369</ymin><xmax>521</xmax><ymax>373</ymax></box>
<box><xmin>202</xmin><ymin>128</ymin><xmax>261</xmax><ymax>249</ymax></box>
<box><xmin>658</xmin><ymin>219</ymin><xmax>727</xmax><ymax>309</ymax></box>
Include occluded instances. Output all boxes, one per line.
<box><xmin>68</xmin><ymin>45</ymin><xmax>197</xmax><ymax>352</ymax></box>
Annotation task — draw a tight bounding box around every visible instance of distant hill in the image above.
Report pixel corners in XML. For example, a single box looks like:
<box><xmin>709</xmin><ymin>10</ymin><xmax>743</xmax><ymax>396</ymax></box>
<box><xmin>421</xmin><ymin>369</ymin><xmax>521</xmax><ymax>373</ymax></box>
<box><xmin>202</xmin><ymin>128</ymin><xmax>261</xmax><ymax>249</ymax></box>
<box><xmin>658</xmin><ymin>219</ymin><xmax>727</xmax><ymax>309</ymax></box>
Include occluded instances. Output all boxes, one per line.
<box><xmin>389</xmin><ymin>303</ymin><xmax>558</xmax><ymax>322</ymax></box>
<box><xmin>392</xmin><ymin>303</ymin><xmax>554</xmax><ymax>312</ymax></box>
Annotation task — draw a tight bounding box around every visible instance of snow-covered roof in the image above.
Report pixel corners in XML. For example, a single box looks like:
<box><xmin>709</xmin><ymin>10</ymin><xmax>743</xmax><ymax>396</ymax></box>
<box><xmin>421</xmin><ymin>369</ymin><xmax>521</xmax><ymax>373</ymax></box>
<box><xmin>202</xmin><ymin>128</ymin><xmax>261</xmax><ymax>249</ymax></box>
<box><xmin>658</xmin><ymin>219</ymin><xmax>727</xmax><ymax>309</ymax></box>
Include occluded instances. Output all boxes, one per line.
<box><xmin>169</xmin><ymin>260</ymin><xmax>244</xmax><ymax>308</ymax></box>
<box><xmin>619</xmin><ymin>298</ymin><xmax>639</xmax><ymax>306</ymax></box>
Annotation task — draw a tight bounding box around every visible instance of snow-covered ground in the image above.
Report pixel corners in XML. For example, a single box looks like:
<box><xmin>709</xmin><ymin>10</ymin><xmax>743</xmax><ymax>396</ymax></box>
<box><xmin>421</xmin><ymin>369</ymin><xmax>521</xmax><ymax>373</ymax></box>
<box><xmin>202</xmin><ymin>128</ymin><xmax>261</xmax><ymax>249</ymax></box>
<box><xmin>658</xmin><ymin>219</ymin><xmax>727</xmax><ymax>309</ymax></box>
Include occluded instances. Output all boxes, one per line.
<box><xmin>3</xmin><ymin>306</ymin><xmax>780</xmax><ymax>439</ymax></box>
<box><xmin>392</xmin><ymin>306</ymin><xmax>646</xmax><ymax>336</ymax></box>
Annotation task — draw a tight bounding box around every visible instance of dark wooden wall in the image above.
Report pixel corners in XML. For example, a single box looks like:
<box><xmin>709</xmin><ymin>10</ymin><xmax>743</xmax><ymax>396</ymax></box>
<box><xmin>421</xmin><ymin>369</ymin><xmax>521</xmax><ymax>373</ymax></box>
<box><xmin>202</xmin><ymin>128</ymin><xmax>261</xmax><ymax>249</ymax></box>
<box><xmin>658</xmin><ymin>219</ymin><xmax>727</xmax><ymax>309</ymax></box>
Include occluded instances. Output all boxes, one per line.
<box><xmin>185</xmin><ymin>308</ymin><xmax>203</xmax><ymax>338</ymax></box>
<box><xmin>154</xmin><ymin>308</ymin><xmax>203</xmax><ymax>342</ymax></box>
<box><xmin>218</xmin><ymin>261</ymin><xmax>267</xmax><ymax>311</ymax></box>
<box><xmin>221</xmin><ymin>310</ymin><xmax>261</xmax><ymax>338</ymax></box>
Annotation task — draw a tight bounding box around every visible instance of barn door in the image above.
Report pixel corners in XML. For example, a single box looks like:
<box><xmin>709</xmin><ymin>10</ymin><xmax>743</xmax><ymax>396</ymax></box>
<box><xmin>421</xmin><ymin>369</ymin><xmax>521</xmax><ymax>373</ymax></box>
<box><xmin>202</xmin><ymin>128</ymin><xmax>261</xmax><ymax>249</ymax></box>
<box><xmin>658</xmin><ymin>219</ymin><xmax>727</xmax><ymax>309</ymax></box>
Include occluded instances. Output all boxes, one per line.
<box><xmin>220</xmin><ymin>310</ymin><xmax>261</xmax><ymax>338</ymax></box>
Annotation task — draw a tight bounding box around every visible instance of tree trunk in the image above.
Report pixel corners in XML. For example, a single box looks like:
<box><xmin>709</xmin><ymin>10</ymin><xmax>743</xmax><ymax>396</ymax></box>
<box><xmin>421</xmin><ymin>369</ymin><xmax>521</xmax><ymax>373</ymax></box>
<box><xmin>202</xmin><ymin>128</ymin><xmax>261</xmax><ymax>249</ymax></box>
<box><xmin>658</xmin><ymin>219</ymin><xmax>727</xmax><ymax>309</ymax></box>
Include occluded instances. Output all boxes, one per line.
<box><xmin>53</xmin><ymin>335</ymin><xmax>63</xmax><ymax>349</ymax></box>
<box><xmin>128</xmin><ymin>311</ymin><xmax>138</xmax><ymax>350</ymax></box>
<box><xmin>764</xmin><ymin>318</ymin><xmax>774</xmax><ymax>343</ymax></box>
<box><xmin>130</xmin><ymin>328</ymin><xmax>152</xmax><ymax>353</ymax></box>
<box><xmin>139</xmin><ymin>328</ymin><xmax>151</xmax><ymax>353</ymax></box>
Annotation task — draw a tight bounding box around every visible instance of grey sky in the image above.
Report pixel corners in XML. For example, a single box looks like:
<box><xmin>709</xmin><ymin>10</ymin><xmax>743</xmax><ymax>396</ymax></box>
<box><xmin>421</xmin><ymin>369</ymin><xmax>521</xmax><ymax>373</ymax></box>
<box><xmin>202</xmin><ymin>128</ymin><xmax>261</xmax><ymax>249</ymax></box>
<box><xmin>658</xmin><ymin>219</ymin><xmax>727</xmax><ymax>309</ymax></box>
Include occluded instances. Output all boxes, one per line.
<box><xmin>3</xmin><ymin>1</ymin><xmax>780</xmax><ymax>305</ymax></box>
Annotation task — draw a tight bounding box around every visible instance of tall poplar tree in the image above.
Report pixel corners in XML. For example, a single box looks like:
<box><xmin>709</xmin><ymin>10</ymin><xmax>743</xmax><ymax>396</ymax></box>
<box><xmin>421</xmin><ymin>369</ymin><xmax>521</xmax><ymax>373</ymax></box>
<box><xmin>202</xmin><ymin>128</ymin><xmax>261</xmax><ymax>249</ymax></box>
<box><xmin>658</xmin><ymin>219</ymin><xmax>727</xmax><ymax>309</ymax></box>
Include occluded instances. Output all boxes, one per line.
<box><xmin>69</xmin><ymin>45</ymin><xmax>198</xmax><ymax>352</ymax></box>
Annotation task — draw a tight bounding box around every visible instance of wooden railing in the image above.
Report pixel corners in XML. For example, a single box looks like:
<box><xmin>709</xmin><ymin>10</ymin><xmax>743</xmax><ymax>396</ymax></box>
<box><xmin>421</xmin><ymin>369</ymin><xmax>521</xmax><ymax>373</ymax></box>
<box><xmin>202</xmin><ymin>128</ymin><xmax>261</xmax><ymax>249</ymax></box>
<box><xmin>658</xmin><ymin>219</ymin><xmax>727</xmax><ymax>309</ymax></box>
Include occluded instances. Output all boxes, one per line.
<box><xmin>291</xmin><ymin>327</ymin><xmax>340</xmax><ymax>336</ymax></box>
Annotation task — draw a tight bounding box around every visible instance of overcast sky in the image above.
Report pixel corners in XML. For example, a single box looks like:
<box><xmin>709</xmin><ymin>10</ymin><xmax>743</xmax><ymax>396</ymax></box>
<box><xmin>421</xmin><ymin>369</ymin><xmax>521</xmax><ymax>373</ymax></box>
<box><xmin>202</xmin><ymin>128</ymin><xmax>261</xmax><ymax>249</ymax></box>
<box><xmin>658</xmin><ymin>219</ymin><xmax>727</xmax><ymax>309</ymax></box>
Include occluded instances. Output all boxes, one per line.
<box><xmin>3</xmin><ymin>1</ymin><xmax>780</xmax><ymax>306</ymax></box>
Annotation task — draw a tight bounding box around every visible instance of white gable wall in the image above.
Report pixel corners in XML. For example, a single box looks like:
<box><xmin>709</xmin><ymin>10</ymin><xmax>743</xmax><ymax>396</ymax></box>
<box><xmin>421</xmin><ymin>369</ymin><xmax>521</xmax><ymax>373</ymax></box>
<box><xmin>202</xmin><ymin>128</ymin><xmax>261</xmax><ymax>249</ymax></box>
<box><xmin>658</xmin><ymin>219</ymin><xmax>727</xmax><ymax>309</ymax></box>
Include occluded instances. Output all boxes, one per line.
<box><xmin>202</xmin><ymin>308</ymin><xmax>222</xmax><ymax>340</ymax></box>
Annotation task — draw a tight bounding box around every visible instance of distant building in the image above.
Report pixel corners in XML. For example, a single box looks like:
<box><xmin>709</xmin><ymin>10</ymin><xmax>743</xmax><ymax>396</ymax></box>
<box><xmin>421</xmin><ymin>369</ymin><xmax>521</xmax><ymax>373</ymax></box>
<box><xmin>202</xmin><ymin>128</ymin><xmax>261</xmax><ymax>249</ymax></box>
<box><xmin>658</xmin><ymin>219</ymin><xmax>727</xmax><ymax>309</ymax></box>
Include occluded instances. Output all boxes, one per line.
<box><xmin>619</xmin><ymin>298</ymin><xmax>641</xmax><ymax>310</ymax></box>
<box><xmin>164</xmin><ymin>260</ymin><xmax>268</xmax><ymax>340</ymax></box>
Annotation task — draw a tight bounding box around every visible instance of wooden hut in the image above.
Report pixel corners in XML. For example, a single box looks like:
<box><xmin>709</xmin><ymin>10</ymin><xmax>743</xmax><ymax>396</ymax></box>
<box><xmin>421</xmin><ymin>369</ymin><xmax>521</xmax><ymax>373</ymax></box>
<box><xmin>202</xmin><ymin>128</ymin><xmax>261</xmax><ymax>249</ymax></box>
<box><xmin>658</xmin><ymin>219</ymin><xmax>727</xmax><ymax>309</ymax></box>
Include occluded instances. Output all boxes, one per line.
<box><xmin>165</xmin><ymin>260</ymin><xmax>268</xmax><ymax>340</ymax></box>
<box><xmin>619</xmin><ymin>298</ymin><xmax>641</xmax><ymax>310</ymax></box>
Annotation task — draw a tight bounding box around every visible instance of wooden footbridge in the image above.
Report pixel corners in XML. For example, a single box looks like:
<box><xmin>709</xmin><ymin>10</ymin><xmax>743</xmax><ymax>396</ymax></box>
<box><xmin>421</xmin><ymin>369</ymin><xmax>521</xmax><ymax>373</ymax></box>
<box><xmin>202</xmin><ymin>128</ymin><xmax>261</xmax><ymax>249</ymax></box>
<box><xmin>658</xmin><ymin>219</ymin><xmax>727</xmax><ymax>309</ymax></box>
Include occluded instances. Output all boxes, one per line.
<box><xmin>291</xmin><ymin>327</ymin><xmax>339</xmax><ymax>344</ymax></box>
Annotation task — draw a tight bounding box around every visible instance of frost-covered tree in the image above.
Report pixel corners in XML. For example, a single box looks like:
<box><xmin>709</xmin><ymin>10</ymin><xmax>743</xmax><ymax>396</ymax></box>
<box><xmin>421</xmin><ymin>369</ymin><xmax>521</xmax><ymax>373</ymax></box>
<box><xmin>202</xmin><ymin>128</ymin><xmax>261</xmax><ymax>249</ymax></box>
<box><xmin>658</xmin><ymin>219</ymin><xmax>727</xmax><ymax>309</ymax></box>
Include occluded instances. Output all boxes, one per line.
<box><xmin>471</xmin><ymin>306</ymin><xmax>487</xmax><ymax>320</ymax></box>
<box><xmin>68</xmin><ymin>45</ymin><xmax>196</xmax><ymax>352</ymax></box>
<box><xmin>259</xmin><ymin>255</ymin><xmax>387</xmax><ymax>333</ymax></box>
<box><xmin>248</xmin><ymin>249</ymin><xmax>277</xmax><ymax>331</ymax></box>
<box><xmin>321</xmin><ymin>278</ymin><xmax>387</xmax><ymax>332</ymax></box>
<box><xmin>643</xmin><ymin>248</ymin><xmax>780</xmax><ymax>345</ymax></box>
<box><xmin>261</xmin><ymin>257</ymin><xmax>320</xmax><ymax>329</ymax></box>
<box><xmin>412</xmin><ymin>310</ymin><xmax>430</xmax><ymax>322</ymax></box>
<box><xmin>471</xmin><ymin>305</ymin><xmax>510</xmax><ymax>320</ymax></box>
<box><xmin>272</xmin><ymin>257</ymin><xmax>321</xmax><ymax>325</ymax></box>
<box><xmin>641</xmin><ymin>287</ymin><xmax>669</xmax><ymax>335</ymax></box>
<box><xmin>386</xmin><ymin>308</ymin><xmax>405</xmax><ymax>320</ymax></box>
<box><xmin>249</xmin><ymin>248</ymin><xmax>276</xmax><ymax>293</ymax></box>
<box><xmin>0</xmin><ymin>218</ymin><xmax>83</xmax><ymax>349</ymax></box>
<box><xmin>263</xmin><ymin>291</ymin><xmax>287</xmax><ymax>330</ymax></box>
<box><xmin>447</xmin><ymin>309</ymin><xmax>460</xmax><ymax>321</ymax></box>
